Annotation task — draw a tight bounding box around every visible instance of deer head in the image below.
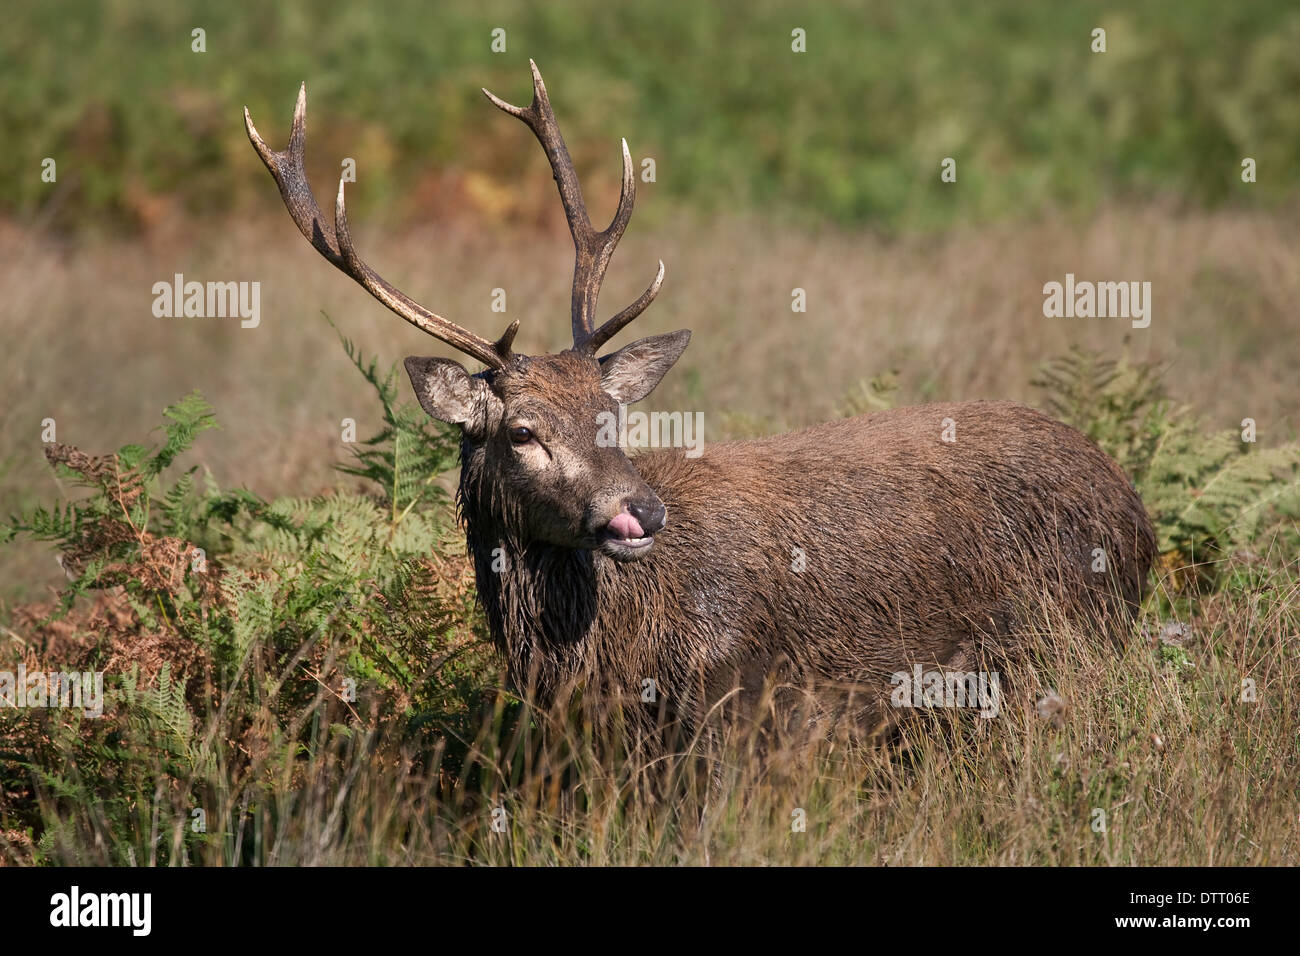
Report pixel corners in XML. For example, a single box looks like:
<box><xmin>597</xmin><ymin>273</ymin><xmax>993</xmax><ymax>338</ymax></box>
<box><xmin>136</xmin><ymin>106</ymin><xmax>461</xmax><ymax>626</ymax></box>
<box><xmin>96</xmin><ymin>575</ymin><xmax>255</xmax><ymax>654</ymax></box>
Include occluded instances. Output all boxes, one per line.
<box><xmin>246</xmin><ymin>62</ymin><xmax>690</xmax><ymax>560</ymax></box>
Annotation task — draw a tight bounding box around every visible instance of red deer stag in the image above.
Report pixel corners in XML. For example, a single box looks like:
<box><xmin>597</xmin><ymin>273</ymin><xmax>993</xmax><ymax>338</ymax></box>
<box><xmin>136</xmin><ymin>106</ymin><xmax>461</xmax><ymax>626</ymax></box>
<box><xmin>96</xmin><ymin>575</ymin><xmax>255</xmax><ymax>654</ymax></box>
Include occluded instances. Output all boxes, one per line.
<box><xmin>246</xmin><ymin>62</ymin><xmax>1156</xmax><ymax>744</ymax></box>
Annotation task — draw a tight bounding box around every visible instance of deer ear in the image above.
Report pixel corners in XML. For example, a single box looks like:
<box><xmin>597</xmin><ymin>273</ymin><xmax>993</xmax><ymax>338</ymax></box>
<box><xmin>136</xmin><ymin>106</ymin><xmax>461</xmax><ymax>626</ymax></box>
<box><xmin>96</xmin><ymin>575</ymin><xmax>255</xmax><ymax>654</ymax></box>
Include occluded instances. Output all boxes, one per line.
<box><xmin>404</xmin><ymin>357</ymin><xmax>495</xmax><ymax>433</ymax></box>
<box><xmin>598</xmin><ymin>330</ymin><xmax>691</xmax><ymax>405</ymax></box>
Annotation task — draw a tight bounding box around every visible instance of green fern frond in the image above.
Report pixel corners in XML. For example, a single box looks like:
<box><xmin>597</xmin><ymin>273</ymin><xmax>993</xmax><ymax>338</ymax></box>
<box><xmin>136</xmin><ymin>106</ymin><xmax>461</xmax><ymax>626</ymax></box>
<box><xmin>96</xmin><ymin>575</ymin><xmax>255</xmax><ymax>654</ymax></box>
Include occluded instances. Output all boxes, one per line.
<box><xmin>1036</xmin><ymin>347</ymin><xmax>1300</xmax><ymax>568</ymax></box>
<box><xmin>325</xmin><ymin>313</ymin><xmax>459</xmax><ymax>519</ymax></box>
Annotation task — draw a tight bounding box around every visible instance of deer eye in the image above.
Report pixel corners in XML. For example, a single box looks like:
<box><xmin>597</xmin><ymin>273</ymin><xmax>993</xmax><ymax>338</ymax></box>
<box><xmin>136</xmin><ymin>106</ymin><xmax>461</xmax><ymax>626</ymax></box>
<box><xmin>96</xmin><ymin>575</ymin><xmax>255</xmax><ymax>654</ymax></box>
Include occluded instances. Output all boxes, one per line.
<box><xmin>508</xmin><ymin>425</ymin><xmax>534</xmax><ymax>445</ymax></box>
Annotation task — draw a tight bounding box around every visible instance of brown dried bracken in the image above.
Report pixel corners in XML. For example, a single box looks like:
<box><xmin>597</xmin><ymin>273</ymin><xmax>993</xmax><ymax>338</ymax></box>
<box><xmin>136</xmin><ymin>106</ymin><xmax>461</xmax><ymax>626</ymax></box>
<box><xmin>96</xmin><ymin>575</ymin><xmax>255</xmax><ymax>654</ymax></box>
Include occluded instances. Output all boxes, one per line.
<box><xmin>45</xmin><ymin>442</ymin><xmax>144</xmax><ymax>507</ymax></box>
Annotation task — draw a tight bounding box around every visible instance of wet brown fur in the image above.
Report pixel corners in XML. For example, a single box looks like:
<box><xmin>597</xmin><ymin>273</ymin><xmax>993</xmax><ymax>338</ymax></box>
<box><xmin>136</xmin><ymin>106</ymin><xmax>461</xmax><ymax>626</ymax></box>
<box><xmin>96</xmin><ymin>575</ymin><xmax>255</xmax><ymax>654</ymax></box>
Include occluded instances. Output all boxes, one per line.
<box><xmin>457</xmin><ymin>352</ymin><xmax>1157</xmax><ymax>742</ymax></box>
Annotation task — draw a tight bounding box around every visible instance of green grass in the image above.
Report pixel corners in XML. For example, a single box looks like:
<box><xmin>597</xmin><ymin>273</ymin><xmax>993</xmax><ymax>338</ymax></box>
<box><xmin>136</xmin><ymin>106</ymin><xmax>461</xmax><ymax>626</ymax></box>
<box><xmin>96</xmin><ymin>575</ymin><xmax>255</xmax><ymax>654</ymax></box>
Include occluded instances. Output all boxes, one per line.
<box><xmin>5</xmin><ymin>0</ymin><xmax>1299</xmax><ymax>232</ymax></box>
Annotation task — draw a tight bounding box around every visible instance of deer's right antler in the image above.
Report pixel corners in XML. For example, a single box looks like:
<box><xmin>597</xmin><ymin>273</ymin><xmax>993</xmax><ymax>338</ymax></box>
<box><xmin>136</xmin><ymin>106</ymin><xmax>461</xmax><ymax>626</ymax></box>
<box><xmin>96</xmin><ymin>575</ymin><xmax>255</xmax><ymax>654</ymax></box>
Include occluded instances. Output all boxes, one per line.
<box><xmin>483</xmin><ymin>60</ymin><xmax>664</xmax><ymax>355</ymax></box>
<box><xmin>245</xmin><ymin>85</ymin><xmax>518</xmax><ymax>369</ymax></box>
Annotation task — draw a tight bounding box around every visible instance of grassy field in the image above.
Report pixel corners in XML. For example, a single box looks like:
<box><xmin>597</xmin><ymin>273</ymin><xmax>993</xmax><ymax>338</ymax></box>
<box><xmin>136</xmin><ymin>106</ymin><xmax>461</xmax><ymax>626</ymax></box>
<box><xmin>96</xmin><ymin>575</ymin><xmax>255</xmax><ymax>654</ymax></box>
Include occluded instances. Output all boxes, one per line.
<box><xmin>1</xmin><ymin>1</ymin><xmax>1298</xmax><ymax>866</ymax></box>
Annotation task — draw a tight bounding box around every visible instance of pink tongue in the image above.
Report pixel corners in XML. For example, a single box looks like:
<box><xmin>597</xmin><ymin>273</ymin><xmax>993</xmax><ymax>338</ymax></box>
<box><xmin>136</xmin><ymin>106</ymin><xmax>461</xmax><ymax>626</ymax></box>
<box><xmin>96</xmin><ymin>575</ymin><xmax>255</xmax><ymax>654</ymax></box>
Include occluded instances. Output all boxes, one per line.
<box><xmin>608</xmin><ymin>511</ymin><xmax>645</xmax><ymax>539</ymax></box>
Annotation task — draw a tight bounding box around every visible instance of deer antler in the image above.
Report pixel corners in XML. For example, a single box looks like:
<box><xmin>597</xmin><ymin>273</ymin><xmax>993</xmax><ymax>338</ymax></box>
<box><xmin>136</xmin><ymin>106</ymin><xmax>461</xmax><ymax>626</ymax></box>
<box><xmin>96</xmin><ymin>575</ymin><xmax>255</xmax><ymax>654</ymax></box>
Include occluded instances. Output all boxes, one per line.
<box><xmin>245</xmin><ymin>84</ymin><xmax>519</xmax><ymax>369</ymax></box>
<box><xmin>483</xmin><ymin>60</ymin><xmax>664</xmax><ymax>355</ymax></box>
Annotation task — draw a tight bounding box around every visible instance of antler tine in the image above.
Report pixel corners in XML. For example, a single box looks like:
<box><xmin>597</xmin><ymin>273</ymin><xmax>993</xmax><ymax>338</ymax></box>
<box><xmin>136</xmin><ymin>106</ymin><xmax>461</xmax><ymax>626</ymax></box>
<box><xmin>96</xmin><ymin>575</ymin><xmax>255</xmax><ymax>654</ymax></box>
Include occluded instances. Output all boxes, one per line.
<box><xmin>246</xmin><ymin>84</ymin><xmax>514</xmax><ymax>370</ymax></box>
<box><xmin>585</xmin><ymin>258</ymin><xmax>665</xmax><ymax>353</ymax></box>
<box><xmin>483</xmin><ymin>60</ymin><xmax>662</xmax><ymax>353</ymax></box>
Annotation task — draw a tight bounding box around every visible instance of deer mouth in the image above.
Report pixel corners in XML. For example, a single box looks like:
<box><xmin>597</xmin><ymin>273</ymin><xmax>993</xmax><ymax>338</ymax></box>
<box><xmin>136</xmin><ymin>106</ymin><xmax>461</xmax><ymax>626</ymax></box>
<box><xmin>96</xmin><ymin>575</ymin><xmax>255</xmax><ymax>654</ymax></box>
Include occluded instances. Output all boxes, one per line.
<box><xmin>599</xmin><ymin>511</ymin><xmax>655</xmax><ymax>559</ymax></box>
<box><xmin>600</xmin><ymin>532</ymin><xmax>655</xmax><ymax>559</ymax></box>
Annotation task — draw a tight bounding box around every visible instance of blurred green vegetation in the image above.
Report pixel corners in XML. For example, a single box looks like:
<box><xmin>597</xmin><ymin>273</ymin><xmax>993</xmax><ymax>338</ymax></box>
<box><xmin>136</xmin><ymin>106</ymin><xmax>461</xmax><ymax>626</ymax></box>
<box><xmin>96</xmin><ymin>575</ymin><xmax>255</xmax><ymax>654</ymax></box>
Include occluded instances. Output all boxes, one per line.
<box><xmin>3</xmin><ymin>0</ymin><xmax>1299</xmax><ymax>232</ymax></box>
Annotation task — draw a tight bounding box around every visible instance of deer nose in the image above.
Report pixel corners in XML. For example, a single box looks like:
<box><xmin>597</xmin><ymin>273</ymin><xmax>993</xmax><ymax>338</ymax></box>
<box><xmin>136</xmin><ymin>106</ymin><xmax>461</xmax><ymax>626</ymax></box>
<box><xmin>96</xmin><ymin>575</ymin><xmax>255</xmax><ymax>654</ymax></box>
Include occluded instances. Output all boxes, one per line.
<box><xmin>626</xmin><ymin>498</ymin><xmax>667</xmax><ymax>535</ymax></box>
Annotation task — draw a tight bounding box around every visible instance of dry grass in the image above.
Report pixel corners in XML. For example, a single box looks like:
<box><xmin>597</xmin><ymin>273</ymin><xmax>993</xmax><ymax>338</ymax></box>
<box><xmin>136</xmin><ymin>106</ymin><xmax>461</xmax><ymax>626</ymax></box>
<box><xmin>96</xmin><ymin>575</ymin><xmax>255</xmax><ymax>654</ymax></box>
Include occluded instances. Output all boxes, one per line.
<box><xmin>6</xmin><ymin>553</ymin><xmax>1295</xmax><ymax>866</ymax></box>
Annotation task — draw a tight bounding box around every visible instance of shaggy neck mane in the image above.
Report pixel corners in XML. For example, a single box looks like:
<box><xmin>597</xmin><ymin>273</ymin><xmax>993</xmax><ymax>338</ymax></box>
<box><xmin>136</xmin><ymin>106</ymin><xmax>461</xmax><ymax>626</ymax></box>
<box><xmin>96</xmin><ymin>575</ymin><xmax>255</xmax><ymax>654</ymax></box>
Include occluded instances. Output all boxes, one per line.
<box><xmin>457</xmin><ymin>442</ymin><xmax>604</xmax><ymax>698</ymax></box>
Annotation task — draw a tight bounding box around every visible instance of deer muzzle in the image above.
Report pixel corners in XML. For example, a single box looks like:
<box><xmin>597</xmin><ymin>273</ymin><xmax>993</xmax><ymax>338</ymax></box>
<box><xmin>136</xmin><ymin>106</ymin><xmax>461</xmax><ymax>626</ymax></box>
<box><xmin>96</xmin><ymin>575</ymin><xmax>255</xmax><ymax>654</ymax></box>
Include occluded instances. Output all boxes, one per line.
<box><xmin>599</xmin><ymin>497</ymin><xmax>666</xmax><ymax>560</ymax></box>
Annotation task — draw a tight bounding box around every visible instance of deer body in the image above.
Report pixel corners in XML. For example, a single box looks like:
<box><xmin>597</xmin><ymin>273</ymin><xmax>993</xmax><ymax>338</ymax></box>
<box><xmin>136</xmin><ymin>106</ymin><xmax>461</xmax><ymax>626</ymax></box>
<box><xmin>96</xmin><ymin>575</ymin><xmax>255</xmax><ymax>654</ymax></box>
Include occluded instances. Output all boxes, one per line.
<box><xmin>247</xmin><ymin>62</ymin><xmax>1157</xmax><ymax>742</ymax></box>
<box><xmin>464</xmin><ymin>394</ymin><xmax>1155</xmax><ymax>735</ymax></box>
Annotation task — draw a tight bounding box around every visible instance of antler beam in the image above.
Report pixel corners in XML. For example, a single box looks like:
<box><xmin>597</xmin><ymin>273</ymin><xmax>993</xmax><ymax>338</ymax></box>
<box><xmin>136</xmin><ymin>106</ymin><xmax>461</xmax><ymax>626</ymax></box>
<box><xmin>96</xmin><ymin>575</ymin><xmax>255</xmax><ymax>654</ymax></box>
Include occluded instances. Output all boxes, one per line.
<box><xmin>483</xmin><ymin>60</ymin><xmax>663</xmax><ymax>354</ymax></box>
<box><xmin>245</xmin><ymin>85</ymin><xmax>518</xmax><ymax>369</ymax></box>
